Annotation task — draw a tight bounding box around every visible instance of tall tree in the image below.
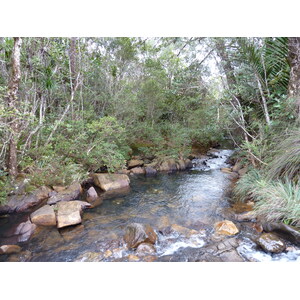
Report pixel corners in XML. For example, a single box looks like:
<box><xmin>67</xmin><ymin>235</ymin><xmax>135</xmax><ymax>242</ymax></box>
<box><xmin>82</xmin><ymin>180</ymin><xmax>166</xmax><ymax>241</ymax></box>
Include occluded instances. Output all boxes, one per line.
<box><xmin>6</xmin><ymin>37</ymin><xmax>22</xmax><ymax>177</ymax></box>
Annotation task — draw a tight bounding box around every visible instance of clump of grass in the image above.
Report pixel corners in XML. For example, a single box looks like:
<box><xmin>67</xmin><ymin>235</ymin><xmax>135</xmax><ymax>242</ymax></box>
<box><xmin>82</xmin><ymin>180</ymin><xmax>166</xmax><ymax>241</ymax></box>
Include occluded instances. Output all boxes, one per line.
<box><xmin>254</xmin><ymin>179</ymin><xmax>300</xmax><ymax>225</ymax></box>
<box><xmin>266</xmin><ymin>128</ymin><xmax>300</xmax><ymax>181</ymax></box>
<box><xmin>233</xmin><ymin>168</ymin><xmax>266</xmax><ymax>202</ymax></box>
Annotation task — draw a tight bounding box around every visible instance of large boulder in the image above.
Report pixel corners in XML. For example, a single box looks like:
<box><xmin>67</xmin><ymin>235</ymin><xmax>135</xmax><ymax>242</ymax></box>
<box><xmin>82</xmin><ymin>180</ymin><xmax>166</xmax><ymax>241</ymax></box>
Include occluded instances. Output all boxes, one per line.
<box><xmin>124</xmin><ymin>223</ymin><xmax>157</xmax><ymax>249</ymax></box>
<box><xmin>0</xmin><ymin>245</ymin><xmax>22</xmax><ymax>255</ymax></box>
<box><xmin>47</xmin><ymin>182</ymin><xmax>82</xmax><ymax>205</ymax></box>
<box><xmin>1</xmin><ymin>186</ymin><xmax>52</xmax><ymax>214</ymax></box>
<box><xmin>92</xmin><ymin>173</ymin><xmax>130</xmax><ymax>191</ymax></box>
<box><xmin>55</xmin><ymin>200</ymin><xmax>91</xmax><ymax>229</ymax></box>
<box><xmin>214</xmin><ymin>220</ymin><xmax>239</xmax><ymax>236</ymax></box>
<box><xmin>256</xmin><ymin>233</ymin><xmax>286</xmax><ymax>253</ymax></box>
<box><xmin>128</xmin><ymin>159</ymin><xmax>144</xmax><ymax>169</ymax></box>
<box><xmin>30</xmin><ymin>205</ymin><xmax>56</xmax><ymax>226</ymax></box>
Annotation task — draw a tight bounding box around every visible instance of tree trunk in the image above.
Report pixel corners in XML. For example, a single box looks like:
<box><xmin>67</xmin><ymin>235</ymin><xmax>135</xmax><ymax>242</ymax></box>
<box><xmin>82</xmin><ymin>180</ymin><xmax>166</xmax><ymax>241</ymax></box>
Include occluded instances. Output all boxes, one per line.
<box><xmin>288</xmin><ymin>37</ymin><xmax>300</xmax><ymax>117</ymax></box>
<box><xmin>6</xmin><ymin>37</ymin><xmax>22</xmax><ymax>178</ymax></box>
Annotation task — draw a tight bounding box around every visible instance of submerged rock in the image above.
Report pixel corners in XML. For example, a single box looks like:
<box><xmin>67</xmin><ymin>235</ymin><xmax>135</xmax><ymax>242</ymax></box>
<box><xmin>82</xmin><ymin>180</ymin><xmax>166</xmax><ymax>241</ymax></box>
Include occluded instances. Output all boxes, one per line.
<box><xmin>47</xmin><ymin>182</ymin><xmax>82</xmax><ymax>205</ymax></box>
<box><xmin>214</xmin><ymin>220</ymin><xmax>239</xmax><ymax>236</ymax></box>
<box><xmin>0</xmin><ymin>245</ymin><xmax>21</xmax><ymax>255</ymax></box>
<box><xmin>86</xmin><ymin>186</ymin><xmax>101</xmax><ymax>204</ymax></box>
<box><xmin>92</xmin><ymin>173</ymin><xmax>130</xmax><ymax>191</ymax></box>
<box><xmin>170</xmin><ymin>224</ymin><xmax>199</xmax><ymax>237</ymax></box>
<box><xmin>145</xmin><ymin>166</ymin><xmax>157</xmax><ymax>176</ymax></box>
<box><xmin>30</xmin><ymin>205</ymin><xmax>56</xmax><ymax>226</ymax></box>
<box><xmin>124</xmin><ymin>223</ymin><xmax>157</xmax><ymax>249</ymax></box>
<box><xmin>256</xmin><ymin>233</ymin><xmax>286</xmax><ymax>253</ymax></box>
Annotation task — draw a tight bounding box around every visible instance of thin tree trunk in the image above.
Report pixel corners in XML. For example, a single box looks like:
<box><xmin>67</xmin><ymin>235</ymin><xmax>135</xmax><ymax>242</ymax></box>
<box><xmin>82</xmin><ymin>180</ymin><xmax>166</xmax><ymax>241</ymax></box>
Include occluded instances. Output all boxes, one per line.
<box><xmin>288</xmin><ymin>37</ymin><xmax>300</xmax><ymax>117</ymax></box>
<box><xmin>6</xmin><ymin>37</ymin><xmax>22</xmax><ymax>177</ymax></box>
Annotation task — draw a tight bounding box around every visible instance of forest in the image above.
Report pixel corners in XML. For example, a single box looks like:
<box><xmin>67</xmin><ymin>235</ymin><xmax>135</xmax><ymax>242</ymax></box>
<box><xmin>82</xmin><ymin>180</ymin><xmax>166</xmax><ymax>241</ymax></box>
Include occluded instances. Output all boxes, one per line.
<box><xmin>0</xmin><ymin>37</ymin><xmax>300</xmax><ymax>262</ymax></box>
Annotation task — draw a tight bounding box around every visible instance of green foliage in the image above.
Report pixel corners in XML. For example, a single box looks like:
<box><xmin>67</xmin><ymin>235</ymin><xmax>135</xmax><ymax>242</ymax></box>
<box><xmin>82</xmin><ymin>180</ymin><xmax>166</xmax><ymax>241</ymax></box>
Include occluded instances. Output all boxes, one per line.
<box><xmin>0</xmin><ymin>171</ymin><xmax>11</xmax><ymax>205</ymax></box>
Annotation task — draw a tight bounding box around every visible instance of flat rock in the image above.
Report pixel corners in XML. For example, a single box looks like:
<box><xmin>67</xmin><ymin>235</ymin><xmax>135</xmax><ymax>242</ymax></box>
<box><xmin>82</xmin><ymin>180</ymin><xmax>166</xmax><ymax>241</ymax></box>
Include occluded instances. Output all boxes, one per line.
<box><xmin>130</xmin><ymin>167</ymin><xmax>145</xmax><ymax>174</ymax></box>
<box><xmin>0</xmin><ymin>245</ymin><xmax>21</xmax><ymax>255</ymax></box>
<box><xmin>47</xmin><ymin>182</ymin><xmax>82</xmax><ymax>205</ymax></box>
<box><xmin>256</xmin><ymin>233</ymin><xmax>286</xmax><ymax>253</ymax></box>
<box><xmin>128</xmin><ymin>159</ymin><xmax>144</xmax><ymax>169</ymax></box>
<box><xmin>214</xmin><ymin>220</ymin><xmax>239</xmax><ymax>236</ymax></box>
<box><xmin>124</xmin><ymin>223</ymin><xmax>157</xmax><ymax>249</ymax></box>
<box><xmin>30</xmin><ymin>205</ymin><xmax>56</xmax><ymax>226</ymax></box>
<box><xmin>92</xmin><ymin>173</ymin><xmax>130</xmax><ymax>191</ymax></box>
<box><xmin>56</xmin><ymin>200</ymin><xmax>91</xmax><ymax>229</ymax></box>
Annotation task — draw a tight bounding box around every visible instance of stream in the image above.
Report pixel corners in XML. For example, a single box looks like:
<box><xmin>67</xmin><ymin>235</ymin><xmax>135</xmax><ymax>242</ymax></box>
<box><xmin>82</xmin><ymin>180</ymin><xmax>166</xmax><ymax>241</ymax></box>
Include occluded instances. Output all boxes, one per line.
<box><xmin>1</xmin><ymin>149</ymin><xmax>300</xmax><ymax>262</ymax></box>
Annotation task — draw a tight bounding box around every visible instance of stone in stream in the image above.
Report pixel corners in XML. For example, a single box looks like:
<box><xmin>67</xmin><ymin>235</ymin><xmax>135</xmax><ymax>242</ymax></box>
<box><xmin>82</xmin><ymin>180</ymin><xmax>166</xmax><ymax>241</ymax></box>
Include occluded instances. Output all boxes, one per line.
<box><xmin>124</xmin><ymin>223</ymin><xmax>157</xmax><ymax>249</ymax></box>
<box><xmin>47</xmin><ymin>182</ymin><xmax>82</xmax><ymax>205</ymax></box>
<box><xmin>170</xmin><ymin>224</ymin><xmax>199</xmax><ymax>237</ymax></box>
<box><xmin>30</xmin><ymin>205</ymin><xmax>56</xmax><ymax>226</ymax></box>
<box><xmin>159</xmin><ymin>159</ymin><xmax>178</xmax><ymax>172</ymax></box>
<box><xmin>256</xmin><ymin>233</ymin><xmax>286</xmax><ymax>253</ymax></box>
<box><xmin>135</xmin><ymin>243</ymin><xmax>156</xmax><ymax>256</ymax></box>
<box><xmin>0</xmin><ymin>245</ymin><xmax>21</xmax><ymax>255</ymax></box>
<box><xmin>130</xmin><ymin>167</ymin><xmax>145</xmax><ymax>175</ymax></box>
<box><xmin>92</xmin><ymin>173</ymin><xmax>130</xmax><ymax>191</ymax></box>
<box><xmin>86</xmin><ymin>186</ymin><xmax>101</xmax><ymax>205</ymax></box>
<box><xmin>14</xmin><ymin>220</ymin><xmax>37</xmax><ymax>242</ymax></box>
<box><xmin>145</xmin><ymin>166</ymin><xmax>157</xmax><ymax>176</ymax></box>
<box><xmin>55</xmin><ymin>200</ymin><xmax>91</xmax><ymax>229</ymax></box>
<box><xmin>214</xmin><ymin>220</ymin><xmax>239</xmax><ymax>236</ymax></box>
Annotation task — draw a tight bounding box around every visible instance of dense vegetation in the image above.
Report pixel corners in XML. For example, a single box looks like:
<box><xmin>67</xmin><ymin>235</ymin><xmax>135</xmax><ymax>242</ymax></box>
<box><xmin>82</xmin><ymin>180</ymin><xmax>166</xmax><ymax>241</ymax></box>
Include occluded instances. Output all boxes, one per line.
<box><xmin>0</xmin><ymin>37</ymin><xmax>300</xmax><ymax>227</ymax></box>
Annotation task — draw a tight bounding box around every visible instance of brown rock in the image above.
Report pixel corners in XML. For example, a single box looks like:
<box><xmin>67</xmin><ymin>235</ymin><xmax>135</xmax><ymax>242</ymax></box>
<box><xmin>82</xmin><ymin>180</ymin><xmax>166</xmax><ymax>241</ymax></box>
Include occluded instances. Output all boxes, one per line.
<box><xmin>128</xmin><ymin>159</ymin><xmax>144</xmax><ymax>169</ymax></box>
<box><xmin>56</xmin><ymin>200</ymin><xmax>91</xmax><ymax>229</ymax></box>
<box><xmin>86</xmin><ymin>186</ymin><xmax>101</xmax><ymax>204</ymax></box>
<box><xmin>30</xmin><ymin>205</ymin><xmax>56</xmax><ymax>226</ymax></box>
<box><xmin>124</xmin><ymin>223</ymin><xmax>157</xmax><ymax>249</ymax></box>
<box><xmin>221</xmin><ymin>167</ymin><xmax>233</xmax><ymax>174</ymax></box>
<box><xmin>128</xmin><ymin>254</ymin><xmax>140</xmax><ymax>262</ymax></box>
<box><xmin>52</xmin><ymin>186</ymin><xmax>67</xmax><ymax>193</ymax></box>
<box><xmin>0</xmin><ymin>245</ymin><xmax>21</xmax><ymax>255</ymax></box>
<box><xmin>92</xmin><ymin>173</ymin><xmax>130</xmax><ymax>191</ymax></box>
<box><xmin>130</xmin><ymin>167</ymin><xmax>145</xmax><ymax>175</ymax></box>
<box><xmin>177</xmin><ymin>160</ymin><xmax>186</xmax><ymax>171</ymax></box>
<box><xmin>238</xmin><ymin>167</ymin><xmax>248</xmax><ymax>177</ymax></box>
<box><xmin>116</xmin><ymin>169</ymin><xmax>131</xmax><ymax>175</ymax></box>
<box><xmin>234</xmin><ymin>211</ymin><xmax>256</xmax><ymax>222</ymax></box>
<box><xmin>47</xmin><ymin>182</ymin><xmax>82</xmax><ymax>205</ymax></box>
<box><xmin>159</xmin><ymin>159</ymin><xmax>178</xmax><ymax>172</ymax></box>
<box><xmin>136</xmin><ymin>243</ymin><xmax>156</xmax><ymax>256</ymax></box>
<box><xmin>257</xmin><ymin>233</ymin><xmax>286</xmax><ymax>253</ymax></box>
<box><xmin>214</xmin><ymin>220</ymin><xmax>239</xmax><ymax>236</ymax></box>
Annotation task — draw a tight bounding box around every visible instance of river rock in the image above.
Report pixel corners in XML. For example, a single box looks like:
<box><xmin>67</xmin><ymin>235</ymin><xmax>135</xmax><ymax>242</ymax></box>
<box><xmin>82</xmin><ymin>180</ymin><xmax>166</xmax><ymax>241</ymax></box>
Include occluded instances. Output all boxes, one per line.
<box><xmin>221</xmin><ymin>167</ymin><xmax>233</xmax><ymax>174</ymax></box>
<box><xmin>128</xmin><ymin>159</ymin><xmax>144</xmax><ymax>169</ymax></box>
<box><xmin>232</xmin><ymin>161</ymin><xmax>242</xmax><ymax>173</ymax></box>
<box><xmin>159</xmin><ymin>159</ymin><xmax>178</xmax><ymax>172</ymax></box>
<box><xmin>130</xmin><ymin>167</ymin><xmax>145</xmax><ymax>175</ymax></box>
<box><xmin>55</xmin><ymin>200</ymin><xmax>91</xmax><ymax>229</ymax></box>
<box><xmin>145</xmin><ymin>166</ymin><xmax>157</xmax><ymax>176</ymax></box>
<box><xmin>177</xmin><ymin>160</ymin><xmax>186</xmax><ymax>170</ymax></box>
<box><xmin>136</xmin><ymin>243</ymin><xmax>156</xmax><ymax>256</ymax></box>
<box><xmin>234</xmin><ymin>211</ymin><xmax>256</xmax><ymax>222</ymax></box>
<box><xmin>92</xmin><ymin>173</ymin><xmax>130</xmax><ymax>191</ymax></box>
<box><xmin>171</xmin><ymin>224</ymin><xmax>198</xmax><ymax>237</ymax></box>
<box><xmin>30</xmin><ymin>205</ymin><xmax>56</xmax><ymax>226</ymax></box>
<box><xmin>2</xmin><ymin>185</ymin><xmax>52</xmax><ymax>214</ymax></box>
<box><xmin>262</xmin><ymin>222</ymin><xmax>300</xmax><ymax>246</ymax></box>
<box><xmin>0</xmin><ymin>245</ymin><xmax>21</xmax><ymax>255</ymax></box>
<box><xmin>47</xmin><ymin>182</ymin><xmax>82</xmax><ymax>205</ymax></box>
<box><xmin>86</xmin><ymin>186</ymin><xmax>100</xmax><ymax>204</ymax></box>
<box><xmin>15</xmin><ymin>220</ymin><xmax>37</xmax><ymax>242</ymax></box>
<box><xmin>238</xmin><ymin>167</ymin><xmax>248</xmax><ymax>177</ymax></box>
<box><xmin>256</xmin><ymin>233</ymin><xmax>286</xmax><ymax>253</ymax></box>
<box><xmin>185</xmin><ymin>159</ymin><xmax>193</xmax><ymax>169</ymax></box>
<box><xmin>214</xmin><ymin>220</ymin><xmax>239</xmax><ymax>236</ymax></box>
<box><xmin>124</xmin><ymin>223</ymin><xmax>157</xmax><ymax>249</ymax></box>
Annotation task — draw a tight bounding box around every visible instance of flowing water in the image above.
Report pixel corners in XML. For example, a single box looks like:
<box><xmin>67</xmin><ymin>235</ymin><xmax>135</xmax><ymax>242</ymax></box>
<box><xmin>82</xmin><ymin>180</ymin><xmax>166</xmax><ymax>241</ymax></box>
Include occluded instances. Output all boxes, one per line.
<box><xmin>1</xmin><ymin>149</ymin><xmax>300</xmax><ymax>262</ymax></box>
